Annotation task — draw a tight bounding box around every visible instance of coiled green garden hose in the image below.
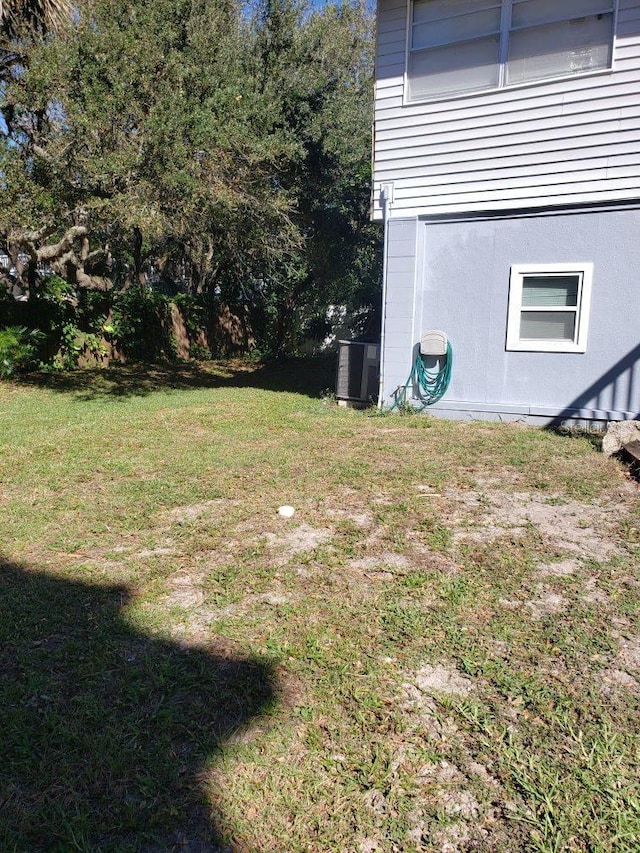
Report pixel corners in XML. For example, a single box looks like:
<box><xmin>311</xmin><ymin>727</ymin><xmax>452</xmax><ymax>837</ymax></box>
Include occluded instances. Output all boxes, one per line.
<box><xmin>389</xmin><ymin>340</ymin><xmax>453</xmax><ymax>412</ymax></box>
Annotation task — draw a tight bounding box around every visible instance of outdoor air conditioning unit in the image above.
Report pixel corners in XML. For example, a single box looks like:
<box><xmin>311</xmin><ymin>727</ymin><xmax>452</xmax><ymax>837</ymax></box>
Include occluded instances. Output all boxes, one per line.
<box><xmin>336</xmin><ymin>340</ymin><xmax>380</xmax><ymax>404</ymax></box>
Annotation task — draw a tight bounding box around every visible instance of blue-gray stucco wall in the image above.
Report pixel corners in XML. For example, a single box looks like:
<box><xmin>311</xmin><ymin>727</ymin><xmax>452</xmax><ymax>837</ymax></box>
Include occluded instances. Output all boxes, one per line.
<box><xmin>381</xmin><ymin>206</ymin><xmax>640</xmax><ymax>423</ymax></box>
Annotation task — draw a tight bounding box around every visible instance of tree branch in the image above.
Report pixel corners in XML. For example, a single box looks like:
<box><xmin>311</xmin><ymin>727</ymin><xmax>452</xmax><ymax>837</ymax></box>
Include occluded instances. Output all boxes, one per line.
<box><xmin>36</xmin><ymin>226</ymin><xmax>88</xmax><ymax>262</ymax></box>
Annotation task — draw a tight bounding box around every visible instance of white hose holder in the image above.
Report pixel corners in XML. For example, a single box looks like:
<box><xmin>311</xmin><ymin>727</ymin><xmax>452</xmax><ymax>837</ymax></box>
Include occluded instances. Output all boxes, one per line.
<box><xmin>420</xmin><ymin>330</ymin><xmax>449</xmax><ymax>358</ymax></box>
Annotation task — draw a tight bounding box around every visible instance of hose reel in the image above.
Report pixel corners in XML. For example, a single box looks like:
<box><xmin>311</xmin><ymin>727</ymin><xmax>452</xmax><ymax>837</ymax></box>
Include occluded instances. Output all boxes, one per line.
<box><xmin>390</xmin><ymin>330</ymin><xmax>453</xmax><ymax>411</ymax></box>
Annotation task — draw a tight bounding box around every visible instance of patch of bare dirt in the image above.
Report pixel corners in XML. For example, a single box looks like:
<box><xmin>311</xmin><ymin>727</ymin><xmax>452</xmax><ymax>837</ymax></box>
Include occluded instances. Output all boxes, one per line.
<box><xmin>407</xmin><ymin>548</ymin><xmax>461</xmax><ymax>578</ymax></box>
<box><xmin>137</xmin><ymin>547</ymin><xmax>176</xmax><ymax>558</ymax></box>
<box><xmin>325</xmin><ymin>507</ymin><xmax>374</xmax><ymax>528</ymax></box>
<box><xmin>321</xmin><ymin>488</ymin><xmax>375</xmax><ymax>527</ymax></box>
<box><xmin>166</xmin><ymin>499</ymin><xmax>236</xmax><ymax>525</ymax></box>
<box><xmin>401</xmin><ymin>687</ymin><xmax>459</xmax><ymax>742</ymax></box>
<box><xmin>446</xmin><ymin>487</ymin><xmax>621</xmax><ymax>560</ymax></box>
<box><xmin>599</xmin><ymin>635</ymin><xmax>640</xmax><ymax>695</ymax></box>
<box><xmin>348</xmin><ymin>553</ymin><xmax>410</xmax><ymax>576</ymax></box>
<box><xmin>413</xmin><ymin>664</ymin><xmax>474</xmax><ymax>697</ymax></box>
<box><xmin>264</xmin><ymin>523</ymin><xmax>333</xmax><ymax>558</ymax></box>
<box><xmin>498</xmin><ymin>597</ymin><xmax>521</xmax><ymax>611</ymax></box>
<box><xmin>342</xmin><ymin>554</ymin><xmax>406</xmax><ymax>591</ymax></box>
<box><xmin>409</xmin><ymin>761</ymin><xmax>498</xmax><ymax>852</ymax></box>
<box><xmin>600</xmin><ymin>669</ymin><xmax>640</xmax><ymax>694</ymax></box>
<box><xmin>170</xmin><ymin>589</ymin><xmax>295</xmax><ymax>640</ymax></box>
<box><xmin>466</xmin><ymin>760</ymin><xmax>500</xmax><ymax>789</ymax></box>
<box><xmin>535</xmin><ymin>559</ymin><xmax>579</xmax><ymax>577</ymax></box>
<box><xmin>525</xmin><ymin>585</ymin><xmax>569</xmax><ymax>619</ymax></box>
<box><xmin>430</xmin><ymin>823</ymin><xmax>482</xmax><ymax>853</ymax></box>
<box><xmin>164</xmin><ymin>573</ymin><xmax>206</xmax><ymax>608</ymax></box>
<box><xmin>618</xmin><ymin>635</ymin><xmax>640</xmax><ymax>671</ymax></box>
<box><xmin>358</xmin><ymin>839</ymin><xmax>382</xmax><ymax>853</ymax></box>
<box><xmin>418</xmin><ymin>760</ymin><xmax>466</xmax><ymax>787</ymax></box>
<box><xmin>498</xmin><ymin>585</ymin><xmax>571</xmax><ymax>619</ymax></box>
<box><xmin>400</xmin><ymin>665</ymin><xmax>474</xmax><ymax>744</ymax></box>
<box><xmin>581</xmin><ymin>576</ymin><xmax>611</xmax><ymax>606</ymax></box>
<box><xmin>363</xmin><ymin>788</ymin><xmax>387</xmax><ymax>816</ymax></box>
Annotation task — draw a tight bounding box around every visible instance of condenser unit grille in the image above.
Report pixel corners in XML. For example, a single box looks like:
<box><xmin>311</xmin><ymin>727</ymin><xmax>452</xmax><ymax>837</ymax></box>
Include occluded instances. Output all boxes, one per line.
<box><xmin>336</xmin><ymin>341</ymin><xmax>380</xmax><ymax>403</ymax></box>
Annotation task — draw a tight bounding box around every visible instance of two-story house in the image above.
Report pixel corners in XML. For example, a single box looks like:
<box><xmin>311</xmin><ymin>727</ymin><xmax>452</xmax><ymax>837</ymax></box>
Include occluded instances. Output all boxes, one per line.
<box><xmin>373</xmin><ymin>0</ymin><xmax>640</xmax><ymax>424</ymax></box>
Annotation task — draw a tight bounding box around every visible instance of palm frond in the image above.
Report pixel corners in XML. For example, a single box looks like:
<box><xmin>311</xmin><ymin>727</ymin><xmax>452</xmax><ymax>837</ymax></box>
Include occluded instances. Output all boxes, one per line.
<box><xmin>1</xmin><ymin>0</ymin><xmax>73</xmax><ymax>37</ymax></box>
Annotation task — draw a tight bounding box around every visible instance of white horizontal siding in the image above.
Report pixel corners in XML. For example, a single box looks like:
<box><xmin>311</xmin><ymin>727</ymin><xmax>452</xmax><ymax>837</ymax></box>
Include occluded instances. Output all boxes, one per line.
<box><xmin>373</xmin><ymin>0</ymin><xmax>640</xmax><ymax>218</ymax></box>
<box><xmin>379</xmin><ymin>150</ymin><xmax>640</xmax><ymax>184</ymax></box>
<box><xmin>379</xmin><ymin>187</ymin><xmax>640</xmax><ymax>218</ymax></box>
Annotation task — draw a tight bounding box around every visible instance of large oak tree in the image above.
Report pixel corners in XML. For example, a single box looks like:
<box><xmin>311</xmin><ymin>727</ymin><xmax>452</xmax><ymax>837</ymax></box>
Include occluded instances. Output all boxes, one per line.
<box><xmin>1</xmin><ymin>0</ymin><xmax>380</xmax><ymax>355</ymax></box>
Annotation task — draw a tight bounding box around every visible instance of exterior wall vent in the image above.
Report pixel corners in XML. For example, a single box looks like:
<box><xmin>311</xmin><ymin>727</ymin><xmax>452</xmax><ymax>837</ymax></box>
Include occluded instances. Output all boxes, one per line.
<box><xmin>336</xmin><ymin>340</ymin><xmax>380</xmax><ymax>404</ymax></box>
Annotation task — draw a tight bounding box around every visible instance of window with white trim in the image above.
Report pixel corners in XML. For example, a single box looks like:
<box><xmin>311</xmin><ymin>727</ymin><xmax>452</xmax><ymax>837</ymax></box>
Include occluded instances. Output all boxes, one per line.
<box><xmin>506</xmin><ymin>263</ymin><xmax>593</xmax><ymax>352</ymax></box>
<box><xmin>408</xmin><ymin>0</ymin><xmax>615</xmax><ymax>102</ymax></box>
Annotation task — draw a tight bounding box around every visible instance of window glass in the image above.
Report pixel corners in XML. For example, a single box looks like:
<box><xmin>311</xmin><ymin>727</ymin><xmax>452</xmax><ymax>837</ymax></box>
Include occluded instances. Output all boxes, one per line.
<box><xmin>413</xmin><ymin>0</ymin><xmax>499</xmax><ymax>26</ymax></box>
<box><xmin>506</xmin><ymin>264</ymin><xmax>593</xmax><ymax>352</ymax></box>
<box><xmin>521</xmin><ymin>275</ymin><xmax>580</xmax><ymax>307</ymax></box>
<box><xmin>507</xmin><ymin>14</ymin><xmax>613</xmax><ymax>84</ymax></box>
<box><xmin>409</xmin><ymin>36</ymin><xmax>500</xmax><ymax>98</ymax></box>
<box><xmin>511</xmin><ymin>0</ymin><xmax>612</xmax><ymax>29</ymax></box>
<box><xmin>407</xmin><ymin>0</ymin><xmax>615</xmax><ymax>102</ymax></box>
<box><xmin>413</xmin><ymin>8</ymin><xmax>501</xmax><ymax>49</ymax></box>
<box><xmin>520</xmin><ymin>311</ymin><xmax>577</xmax><ymax>341</ymax></box>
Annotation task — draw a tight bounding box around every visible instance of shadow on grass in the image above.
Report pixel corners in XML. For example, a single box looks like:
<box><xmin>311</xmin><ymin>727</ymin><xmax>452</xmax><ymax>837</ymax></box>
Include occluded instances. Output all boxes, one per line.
<box><xmin>546</xmin><ymin>425</ymin><xmax>604</xmax><ymax>452</ymax></box>
<box><xmin>547</xmin><ymin>426</ymin><xmax>640</xmax><ymax>479</ymax></box>
<box><xmin>0</xmin><ymin>558</ymin><xmax>277</xmax><ymax>853</ymax></box>
<box><xmin>18</xmin><ymin>355</ymin><xmax>337</xmax><ymax>402</ymax></box>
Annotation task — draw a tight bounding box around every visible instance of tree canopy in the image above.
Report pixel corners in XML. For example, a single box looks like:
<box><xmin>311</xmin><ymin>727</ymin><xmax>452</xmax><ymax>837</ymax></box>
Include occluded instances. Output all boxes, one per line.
<box><xmin>1</xmin><ymin>0</ymin><xmax>380</xmax><ymax>359</ymax></box>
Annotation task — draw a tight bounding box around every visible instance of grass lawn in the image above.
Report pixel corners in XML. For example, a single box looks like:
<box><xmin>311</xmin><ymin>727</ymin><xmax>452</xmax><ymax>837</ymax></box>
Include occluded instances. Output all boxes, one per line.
<box><xmin>1</xmin><ymin>358</ymin><xmax>639</xmax><ymax>853</ymax></box>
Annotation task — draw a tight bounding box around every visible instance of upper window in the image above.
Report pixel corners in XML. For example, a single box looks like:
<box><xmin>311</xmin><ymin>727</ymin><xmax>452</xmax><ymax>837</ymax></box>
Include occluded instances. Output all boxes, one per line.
<box><xmin>408</xmin><ymin>0</ymin><xmax>615</xmax><ymax>101</ymax></box>
<box><xmin>506</xmin><ymin>263</ymin><xmax>594</xmax><ymax>352</ymax></box>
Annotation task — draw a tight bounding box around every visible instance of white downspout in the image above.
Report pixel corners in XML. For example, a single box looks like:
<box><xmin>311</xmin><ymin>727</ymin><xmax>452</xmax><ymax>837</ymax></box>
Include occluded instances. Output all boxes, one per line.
<box><xmin>377</xmin><ymin>183</ymin><xmax>393</xmax><ymax>410</ymax></box>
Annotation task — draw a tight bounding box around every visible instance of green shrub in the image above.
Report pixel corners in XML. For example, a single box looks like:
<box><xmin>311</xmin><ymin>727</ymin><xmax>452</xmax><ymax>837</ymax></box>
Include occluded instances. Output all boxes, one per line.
<box><xmin>112</xmin><ymin>287</ymin><xmax>175</xmax><ymax>361</ymax></box>
<box><xmin>0</xmin><ymin>326</ymin><xmax>43</xmax><ymax>378</ymax></box>
<box><xmin>188</xmin><ymin>342</ymin><xmax>212</xmax><ymax>361</ymax></box>
<box><xmin>52</xmin><ymin>322</ymin><xmax>108</xmax><ymax>370</ymax></box>
<box><xmin>40</xmin><ymin>275</ymin><xmax>75</xmax><ymax>304</ymax></box>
